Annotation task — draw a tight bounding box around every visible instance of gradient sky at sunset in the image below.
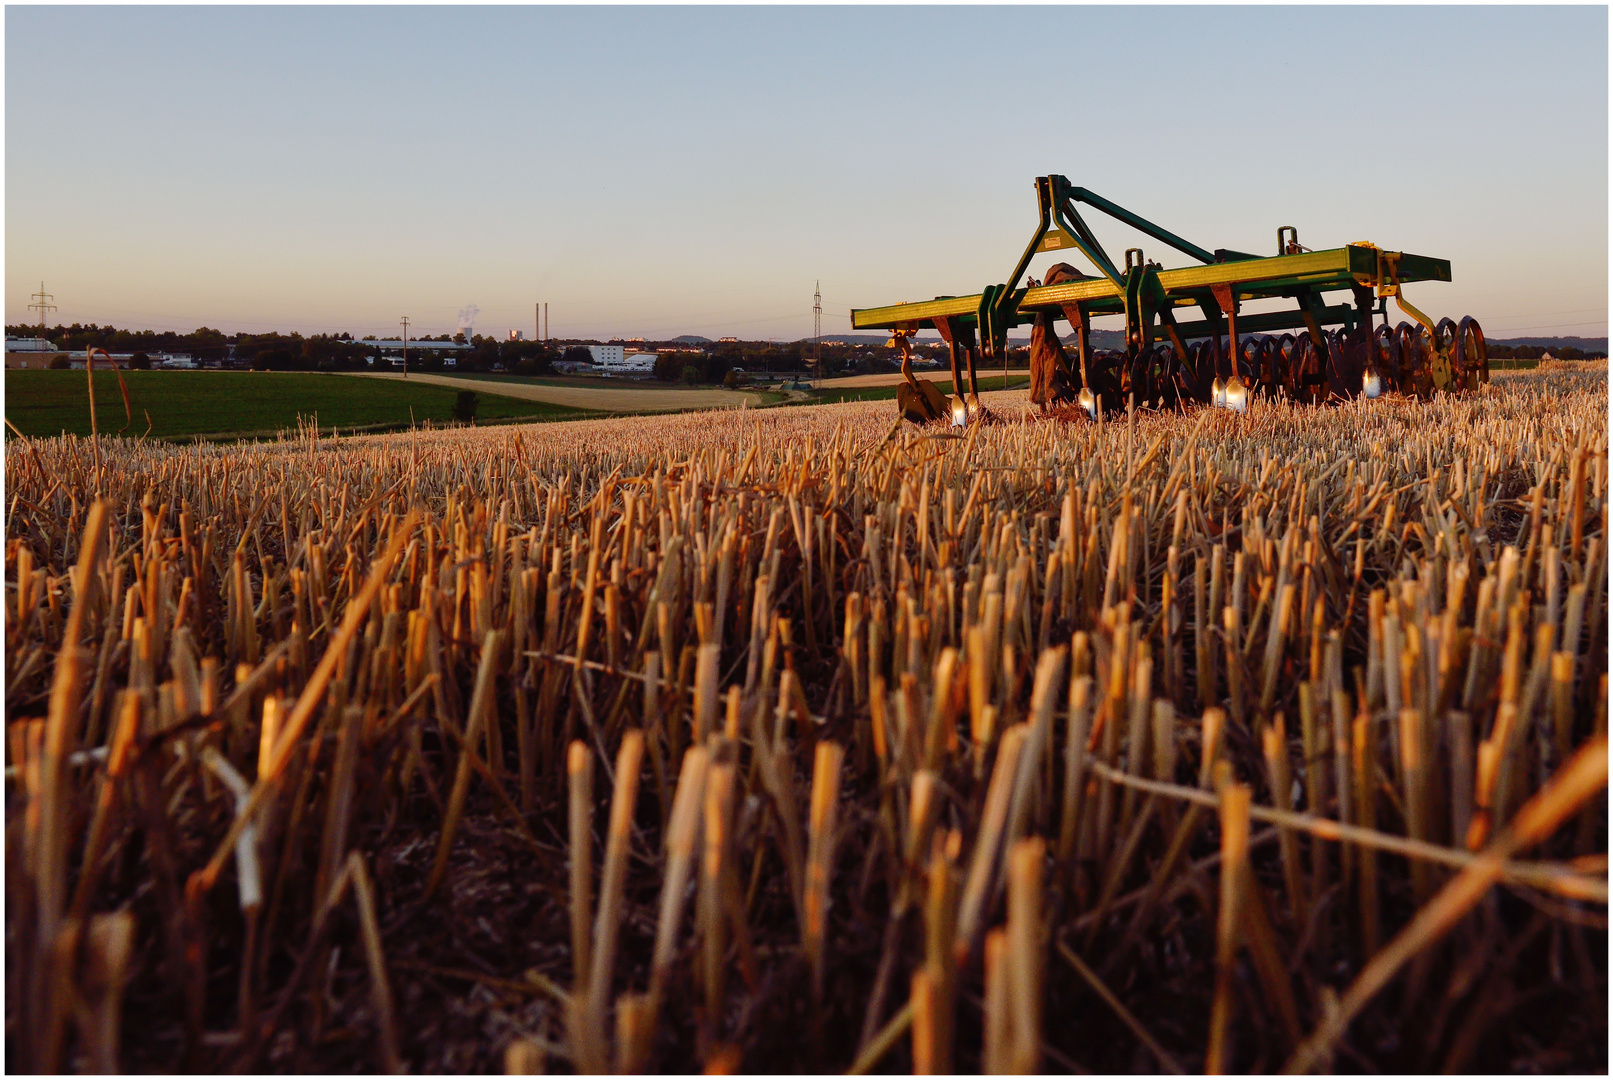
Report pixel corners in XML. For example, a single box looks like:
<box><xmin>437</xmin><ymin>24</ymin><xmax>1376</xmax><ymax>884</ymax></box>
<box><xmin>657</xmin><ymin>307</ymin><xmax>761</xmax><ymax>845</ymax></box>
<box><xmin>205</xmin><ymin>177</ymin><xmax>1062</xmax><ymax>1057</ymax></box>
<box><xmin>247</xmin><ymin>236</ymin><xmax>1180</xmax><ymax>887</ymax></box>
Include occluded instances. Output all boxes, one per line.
<box><xmin>7</xmin><ymin>6</ymin><xmax>1607</xmax><ymax>342</ymax></box>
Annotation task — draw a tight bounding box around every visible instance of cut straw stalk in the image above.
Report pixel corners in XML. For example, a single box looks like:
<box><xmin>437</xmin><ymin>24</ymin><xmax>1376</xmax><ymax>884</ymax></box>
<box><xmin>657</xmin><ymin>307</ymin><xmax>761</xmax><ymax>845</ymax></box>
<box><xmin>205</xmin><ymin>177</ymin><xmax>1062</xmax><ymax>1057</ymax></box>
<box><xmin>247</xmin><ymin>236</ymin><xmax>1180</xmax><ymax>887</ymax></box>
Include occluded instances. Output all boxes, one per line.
<box><xmin>1084</xmin><ymin>759</ymin><xmax>1604</xmax><ymax>902</ymax></box>
<box><xmin>1056</xmin><ymin>675</ymin><xmax>1094</xmax><ymax>866</ymax></box>
<box><xmin>1005</xmin><ymin>836</ymin><xmax>1044</xmax><ymax>1075</ymax></box>
<box><xmin>189</xmin><ymin>510</ymin><xmax>420</xmax><ymax>898</ymax></box>
<box><xmin>919</xmin><ymin>829</ymin><xmax>958</xmax><ymax>1073</ymax></box>
<box><xmin>199</xmin><ymin>748</ymin><xmax>262</xmax><ymax>915</ymax></box>
<box><xmin>701</xmin><ymin>760</ymin><xmax>736</xmax><ymax>1053</ymax></box>
<box><xmin>651</xmin><ymin>745</ymin><xmax>709</xmax><ymax>1001</ymax></box>
<box><xmin>1206</xmin><ymin>781</ymin><xmax>1250</xmax><ymax>1074</ymax></box>
<box><xmin>955</xmin><ymin>724</ymin><xmax>1026</xmax><ymax>966</ymax></box>
<box><xmin>29</xmin><ymin>502</ymin><xmax>108</xmax><ymax>1072</ymax></box>
<box><xmin>910</xmin><ymin>965</ymin><xmax>943</xmax><ymax>1075</ymax></box>
<box><xmin>503</xmin><ymin>1039</ymin><xmax>546</xmax><ymax>1074</ymax></box>
<box><xmin>982</xmin><ymin>928</ymin><xmax>1010</xmax><ymax>1075</ymax></box>
<box><xmin>425</xmin><ymin>629</ymin><xmax>506</xmax><ymax>900</ymax></box>
<box><xmin>582</xmin><ymin>729</ymin><xmax>644</xmax><ymax>1073</ymax></box>
<box><xmin>1007</xmin><ymin>646</ymin><xmax>1067</xmax><ymax>844</ymax></box>
<box><xmin>1286</xmin><ymin>734</ymin><xmax>1609</xmax><ymax>1073</ymax></box>
<box><xmin>79</xmin><ymin>912</ymin><xmax>136</xmax><ymax>1074</ymax></box>
<box><xmin>803</xmin><ymin>740</ymin><xmax>843</xmax><ymax>998</ymax></box>
<box><xmin>567</xmin><ymin>740</ymin><xmax>594</xmax><ymax>998</ymax></box>
<box><xmin>1261</xmin><ymin>715</ymin><xmax>1304</xmax><ymax>926</ymax></box>
<box><xmin>346</xmin><ymin>851</ymin><xmax>405</xmax><ymax>1074</ymax></box>
<box><xmin>694</xmin><ymin>643</ymin><xmax>721</xmax><ymax>743</ymax></box>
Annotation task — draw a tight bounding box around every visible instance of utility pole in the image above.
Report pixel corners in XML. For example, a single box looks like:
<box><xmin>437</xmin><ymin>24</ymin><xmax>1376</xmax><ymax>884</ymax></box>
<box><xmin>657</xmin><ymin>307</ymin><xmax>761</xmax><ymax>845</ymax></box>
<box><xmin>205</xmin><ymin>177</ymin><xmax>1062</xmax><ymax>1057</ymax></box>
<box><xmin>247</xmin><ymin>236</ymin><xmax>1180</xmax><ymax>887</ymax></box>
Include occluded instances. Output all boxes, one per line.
<box><xmin>28</xmin><ymin>282</ymin><xmax>56</xmax><ymax>345</ymax></box>
<box><xmin>813</xmin><ymin>281</ymin><xmax>822</xmax><ymax>383</ymax></box>
<box><xmin>400</xmin><ymin>316</ymin><xmax>410</xmax><ymax>378</ymax></box>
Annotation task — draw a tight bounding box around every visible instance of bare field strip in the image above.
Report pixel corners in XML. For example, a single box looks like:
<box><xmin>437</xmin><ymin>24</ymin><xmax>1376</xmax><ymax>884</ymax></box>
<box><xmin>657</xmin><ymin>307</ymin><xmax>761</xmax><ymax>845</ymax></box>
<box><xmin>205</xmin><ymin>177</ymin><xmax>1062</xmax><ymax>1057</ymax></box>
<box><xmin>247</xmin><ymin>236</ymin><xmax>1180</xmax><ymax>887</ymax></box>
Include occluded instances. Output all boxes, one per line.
<box><xmin>820</xmin><ymin>369</ymin><xmax>1003</xmax><ymax>387</ymax></box>
<box><xmin>5</xmin><ymin>368</ymin><xmax>1606</xmax><ymax>1073</ymax></box>
<box><xmin>352</xmin><ymin>369</ymin><xmax>760</xmax><ymax>412</ymax></box>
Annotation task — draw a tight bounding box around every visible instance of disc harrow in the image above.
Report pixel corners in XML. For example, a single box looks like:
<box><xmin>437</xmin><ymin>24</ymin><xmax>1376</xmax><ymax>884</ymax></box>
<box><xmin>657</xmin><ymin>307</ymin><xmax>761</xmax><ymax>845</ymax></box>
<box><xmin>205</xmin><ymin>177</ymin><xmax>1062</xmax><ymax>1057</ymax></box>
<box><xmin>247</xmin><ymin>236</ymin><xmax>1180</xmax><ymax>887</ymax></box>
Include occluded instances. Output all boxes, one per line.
<box><xmin>854</xmin><ymin>175</ymin><xmax>1489</xmax><ymax>423</ymax></box>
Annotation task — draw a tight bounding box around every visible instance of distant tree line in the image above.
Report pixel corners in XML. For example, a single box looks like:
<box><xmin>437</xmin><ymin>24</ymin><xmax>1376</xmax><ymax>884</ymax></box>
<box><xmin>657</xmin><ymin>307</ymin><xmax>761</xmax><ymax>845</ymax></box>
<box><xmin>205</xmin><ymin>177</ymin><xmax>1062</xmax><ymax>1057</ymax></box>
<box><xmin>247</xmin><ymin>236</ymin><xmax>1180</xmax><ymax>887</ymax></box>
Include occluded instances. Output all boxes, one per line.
<box><xmin>11</xmin><ymin>323</ymin><xmax>1039</xmax><ymax>381</ymax></box>
<box><xmin>649</xmin><ymin>339</ymin><xmax>961</xmax><ymax>381</ymax></box>
<box><xmin>653</xmin><ymin>351</ymin><xmax>733</xmax><ymax>384</ymax></box>
<box><xmin>7</xmin><ymin>323</ymin><xmax>561</xmax><ymax>375</ymax></box>
<box><xmin>1488</xmin><ymin>343</ymin><xmax>1604</xmax><ymax>360</ymax></box>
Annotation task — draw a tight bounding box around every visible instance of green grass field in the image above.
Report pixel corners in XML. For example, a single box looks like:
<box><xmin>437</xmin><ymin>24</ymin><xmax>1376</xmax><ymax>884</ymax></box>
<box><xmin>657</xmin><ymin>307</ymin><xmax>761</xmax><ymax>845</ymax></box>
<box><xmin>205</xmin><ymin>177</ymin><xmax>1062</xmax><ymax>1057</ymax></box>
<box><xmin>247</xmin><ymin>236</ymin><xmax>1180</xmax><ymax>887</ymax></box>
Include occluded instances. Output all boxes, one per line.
<box><xmin>4</xmin><ymin>370</ymin><xmax>592</xmax><ymax>441</ymax></box>
<box><xmin>418</xmin><ymin>370</ymin><xmax>752</xmax><ymax>393</ymax></box>
<box><xmin>808</xmin><ymin>374</ymin><xmax>1030</xmax><ymax>405</ymax></box>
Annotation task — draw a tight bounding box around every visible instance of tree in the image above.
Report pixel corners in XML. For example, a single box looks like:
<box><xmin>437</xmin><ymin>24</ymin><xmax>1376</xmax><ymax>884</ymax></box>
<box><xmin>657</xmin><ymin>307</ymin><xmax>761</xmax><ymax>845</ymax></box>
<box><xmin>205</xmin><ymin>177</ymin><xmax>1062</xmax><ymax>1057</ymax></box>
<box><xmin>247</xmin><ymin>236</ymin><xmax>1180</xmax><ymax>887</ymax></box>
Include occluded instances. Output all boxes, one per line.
<box><xmin>48</xmin><ymin>355</ymin><xmax>70</xmax><ymax>369</ymax></box>
<box><xmin>452</xmin><ymin>390</ymin><xmax>479</xmax><ymax>422</ymax></box>
<box><xmin>129</xmin><ymin>351</ymin><xmax>151</xmax><ymax>370</ymax></box>
<box><xmin>681</xmin><ymin>365</ymin><xmax>702</xmax><ymax>385</ymax></box>
<box><xmin>252</xmin><ymin>348</ymin><xmax>292</xmax><ymax>371</ymax></box>
<box><xmin>654</xmin><ymin>353</ymin><xmax>689</xmax><ymax>382</ymax></box>
<box><xmin>463</xmin><ymin>340</ymin><xmax>500</xmax><ymax>372</ymax></box>
<box><xmin>561</xmin><ymin>345</ymin><xmax>594</xmax><ymax>367</ymax></box>
<box><xmin>700</xmin><ymin>353</ymin><xmax>732</xmax><ymax>384</ymax></box>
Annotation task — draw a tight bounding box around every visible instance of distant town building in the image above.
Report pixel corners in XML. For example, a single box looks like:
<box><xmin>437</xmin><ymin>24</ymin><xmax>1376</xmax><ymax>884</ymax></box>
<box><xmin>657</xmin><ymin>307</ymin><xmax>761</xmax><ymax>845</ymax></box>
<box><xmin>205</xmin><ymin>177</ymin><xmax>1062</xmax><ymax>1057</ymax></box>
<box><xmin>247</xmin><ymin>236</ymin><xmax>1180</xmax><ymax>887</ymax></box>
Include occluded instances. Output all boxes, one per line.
<box><xmin>611</xmin><ymin>351</ymin><xmax>658</xmax><ymax>375</ymax></box>
<box><xmin>364</xmin><ymin>339</ymin><xmax>473</xmax><ymax>353</ymax></box>
<box><xmin>587</xmin><ymin>344</ymin><xmax>657</xmax><ymax>375</ymax></box>
<box><xmin>5</xmin><ymin>337</ymin><xmax>61</xmax><ymax>369</ymax></box>
<box><xmin>718</xmin><ymin>336</ymin><xmax>738</xmax><ymax>343</ymax></box>
<box><xmin>508</xmin><ymin>330</ymin><xmax>524</xmax><ymax>341</ymax></box>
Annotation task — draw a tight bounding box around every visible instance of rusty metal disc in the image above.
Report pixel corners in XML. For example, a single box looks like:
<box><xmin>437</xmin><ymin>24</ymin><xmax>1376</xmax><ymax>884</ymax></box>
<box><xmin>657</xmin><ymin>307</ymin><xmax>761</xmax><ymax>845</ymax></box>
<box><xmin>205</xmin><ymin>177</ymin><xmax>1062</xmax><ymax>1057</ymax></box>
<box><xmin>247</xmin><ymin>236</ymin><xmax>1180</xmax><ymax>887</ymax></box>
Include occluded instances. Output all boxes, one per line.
<box><xmin>1269</xmin><ymin>334</ymin><xmax>1295</xmax><ymax>401</ymax></box>
<box><xmin>1149</xmin><ymin>344</ymin><xmax>1176</xmax><ymax>408</ymax></box>
<box><xmin>1457</xmin><ymin>316</ymin><xmax>1490</xmax><ymax>389</ymax></box>
<box><xmin>1091</xmin><ymin>349</ymin><xmax>1126</xmax><ymax>411</ymax></box>
<box><xmin>1243</xmin><ymin>336</ymin><xmax>1270</xmax><ymax>396</ymax></box>
<box><xmin>1332</xmin><ymin>326</ymin><xmax>1371</xmax><ymax>400</ymax></box>
<box><xmin>1375</xmin><ymin>324</ymin><xmax>1400</xmax><ymax>392</ymax></box>
<box><xmin>1188</xmin><ymin>340</ymin><xmax>1216</xmax><ymax>403</ymax></box>
<box><xmin>1292</xmin><ymin>335</ymin><xmax>1325</xmax><ymax>404</ymax></box>
<box><xmin>1431</xmin><ymin>318</ymin><xmax>1457</xmax><ymax>392</ymax></box>
<box><xmin>1398</xmin><ymin>323</ymin><xmax>1434</xmax><ymax>399</ymax></box>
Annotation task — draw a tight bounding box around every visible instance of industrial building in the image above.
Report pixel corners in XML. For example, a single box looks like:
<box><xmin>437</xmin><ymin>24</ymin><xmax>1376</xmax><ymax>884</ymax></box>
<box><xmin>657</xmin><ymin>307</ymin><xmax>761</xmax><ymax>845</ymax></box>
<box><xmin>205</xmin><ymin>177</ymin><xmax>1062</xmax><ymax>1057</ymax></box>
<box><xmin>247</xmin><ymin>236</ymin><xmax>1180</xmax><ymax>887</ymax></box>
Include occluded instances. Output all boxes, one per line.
<box><xmin>585</xmin><ymin>343</ymin><xmax>657</xmax><ymax>376</ymax></box>
<box><xmin>5</xmin><ymin>338</ymin><xmax>60</xmax><ymax>369</ymax></box>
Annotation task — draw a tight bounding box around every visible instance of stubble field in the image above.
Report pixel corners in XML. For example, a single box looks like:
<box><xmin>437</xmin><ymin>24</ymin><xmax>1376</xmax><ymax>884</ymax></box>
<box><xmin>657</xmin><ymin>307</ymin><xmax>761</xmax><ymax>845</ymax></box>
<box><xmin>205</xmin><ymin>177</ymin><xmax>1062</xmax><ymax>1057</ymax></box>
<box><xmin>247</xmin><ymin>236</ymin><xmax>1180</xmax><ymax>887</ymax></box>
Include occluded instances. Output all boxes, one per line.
<box><xmin>5</xmin><ymin>367</ymin><xmax>1606</xmax><ymax>1073</ymax></box>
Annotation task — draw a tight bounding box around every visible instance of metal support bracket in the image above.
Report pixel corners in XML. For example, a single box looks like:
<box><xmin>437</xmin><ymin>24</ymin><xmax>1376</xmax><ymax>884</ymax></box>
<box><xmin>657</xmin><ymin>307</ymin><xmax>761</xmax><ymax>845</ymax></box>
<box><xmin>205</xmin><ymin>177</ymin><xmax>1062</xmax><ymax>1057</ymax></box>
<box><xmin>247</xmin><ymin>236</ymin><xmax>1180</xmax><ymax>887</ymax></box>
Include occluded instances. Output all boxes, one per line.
<box><xmin>1379</xmin><ymin>252</ymin><xmax>1453</xmax><ymax>389</ymax></box>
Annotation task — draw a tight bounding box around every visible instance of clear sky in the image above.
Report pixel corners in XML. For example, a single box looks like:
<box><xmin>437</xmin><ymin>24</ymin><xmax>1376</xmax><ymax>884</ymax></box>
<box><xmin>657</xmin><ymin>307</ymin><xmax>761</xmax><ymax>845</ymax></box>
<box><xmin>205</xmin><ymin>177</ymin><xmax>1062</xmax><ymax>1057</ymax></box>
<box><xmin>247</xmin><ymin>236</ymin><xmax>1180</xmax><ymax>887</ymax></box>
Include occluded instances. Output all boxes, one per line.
<box><xmin>6</xmin><ymin>5</ymin><xmax>1608</xmax><ymax>343</ymax></box>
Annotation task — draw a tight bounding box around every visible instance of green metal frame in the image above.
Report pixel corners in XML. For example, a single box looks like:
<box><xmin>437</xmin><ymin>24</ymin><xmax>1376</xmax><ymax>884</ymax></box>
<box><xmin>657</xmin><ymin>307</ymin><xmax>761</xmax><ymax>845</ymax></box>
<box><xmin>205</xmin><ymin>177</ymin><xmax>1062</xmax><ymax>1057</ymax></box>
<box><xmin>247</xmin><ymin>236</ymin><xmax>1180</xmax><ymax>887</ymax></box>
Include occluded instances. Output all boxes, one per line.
<box><xmin>850</xmin><ymin>175</ymin><xmax>1451</xmax><ymax>380</ymax></box>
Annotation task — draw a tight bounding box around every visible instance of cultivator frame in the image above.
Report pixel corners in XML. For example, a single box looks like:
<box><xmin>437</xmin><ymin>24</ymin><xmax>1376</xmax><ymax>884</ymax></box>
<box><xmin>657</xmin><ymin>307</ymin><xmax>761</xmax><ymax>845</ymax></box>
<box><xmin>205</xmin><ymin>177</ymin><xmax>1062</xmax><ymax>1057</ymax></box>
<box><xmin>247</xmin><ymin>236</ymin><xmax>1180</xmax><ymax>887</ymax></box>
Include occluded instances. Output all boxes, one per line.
<box><xmin>853</xmin><ymin>175</ymin><xmax>1489</xmax><ymax>422</ymax></box>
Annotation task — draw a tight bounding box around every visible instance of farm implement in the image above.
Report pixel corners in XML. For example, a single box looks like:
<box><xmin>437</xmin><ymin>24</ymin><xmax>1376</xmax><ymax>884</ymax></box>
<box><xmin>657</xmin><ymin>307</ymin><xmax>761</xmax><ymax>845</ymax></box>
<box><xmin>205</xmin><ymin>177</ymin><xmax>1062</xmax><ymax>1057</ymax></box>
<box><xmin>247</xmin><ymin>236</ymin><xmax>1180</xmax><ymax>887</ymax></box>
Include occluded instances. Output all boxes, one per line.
<box><xmin>851</xmin><ymin>174</ymin><xmax>1489</xmax><ymax>423</ymax></box>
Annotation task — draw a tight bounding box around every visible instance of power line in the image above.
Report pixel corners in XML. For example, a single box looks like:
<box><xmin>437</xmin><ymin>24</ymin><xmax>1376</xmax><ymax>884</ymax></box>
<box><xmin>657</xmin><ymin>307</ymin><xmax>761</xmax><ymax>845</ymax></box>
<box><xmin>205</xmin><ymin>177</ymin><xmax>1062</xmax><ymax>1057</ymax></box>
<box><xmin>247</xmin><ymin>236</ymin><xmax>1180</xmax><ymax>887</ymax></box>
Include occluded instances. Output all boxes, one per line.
<box><xmin>1485</xmin><ymin>320</ymin><xmax>1606</xmax><ymax>335</ymax></box>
